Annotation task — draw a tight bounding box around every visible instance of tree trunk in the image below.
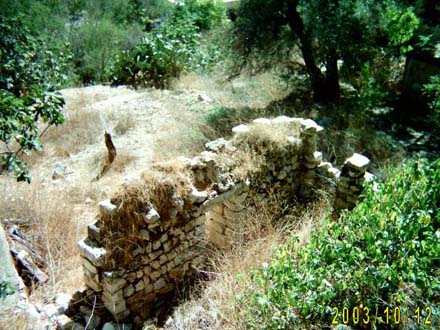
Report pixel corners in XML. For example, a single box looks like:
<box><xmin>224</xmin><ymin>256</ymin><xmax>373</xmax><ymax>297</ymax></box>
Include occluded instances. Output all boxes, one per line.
<box><xmin>286</xmin><ymin>1</ymin><xmax>340</xmax><ymax>102</ymax></box>
<box><xmin>323</xmin><ymin>48</ymin><xmax>340</xmax><ymax>102</ymax></box>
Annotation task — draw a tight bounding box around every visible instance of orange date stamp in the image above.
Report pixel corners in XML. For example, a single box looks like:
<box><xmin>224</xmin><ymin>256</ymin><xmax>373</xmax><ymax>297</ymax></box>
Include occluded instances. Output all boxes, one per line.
<box><xmin>331</xmin><ymin>305</ymin><xmax>434</xmax><ymax>326</ymax></box>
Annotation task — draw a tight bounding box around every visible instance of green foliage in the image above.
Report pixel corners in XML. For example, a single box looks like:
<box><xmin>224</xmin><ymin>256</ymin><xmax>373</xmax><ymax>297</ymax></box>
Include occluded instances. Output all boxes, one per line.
<box><xmin>111</xmin><ymin>4</ymin><xmax>201</xmax><ymax>88</ymax></box>
<box><xmin>242</xmin><ymin>158</ymin><xmax>440</xmax><ymax>329</ymax></box>
<box><xmin>70</xmin><ymin>18</ymin><xmax>127</xmax><ymax>83</ymax></box>
<box><xmin>423</xmin><ymin>74</ymin><xmax>440</xmax><ymax>127</ymax></box>
<box><xmin>383</xmin><ymin>5</ymin><xmax>420</xmax><ymax>54</ymax></box>
<box><xmin>0</xmin><ymin>16</ymin><xmax>65</xmax><ymax>182</ymax></box>
<box><xmin>182</xmin><ymin>0</ymin><xmax>227</xmax><ymax>30</ymax></box>
<box><xmin>0</xmin><ymin>280</ymin><xmax>15</xmax><ymax>300</ymax></box>
<box><xmin>233</xmin><ymin>0</ymin><xmax>422</xmax><ymax>103</ymax></box>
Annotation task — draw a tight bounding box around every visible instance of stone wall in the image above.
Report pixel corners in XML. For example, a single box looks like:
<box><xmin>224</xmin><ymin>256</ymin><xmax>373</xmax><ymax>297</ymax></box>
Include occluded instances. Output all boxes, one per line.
<box><xmin>76</xmin><ymin>116</ymin><xmax>371</xmax><ymax>324</ymax></box>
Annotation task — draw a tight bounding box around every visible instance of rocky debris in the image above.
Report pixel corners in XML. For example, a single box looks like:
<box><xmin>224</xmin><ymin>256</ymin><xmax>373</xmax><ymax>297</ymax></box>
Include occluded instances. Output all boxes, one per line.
<box><xmin>52</xmin><ymin>162</ymin><xmax>71</xmax><ymax>180</ymax></box>
<box><xmin>231</xmin><ymin>124</ymin><xmax>250</xmax><ymax>134</ymax></box>
<box><xmin>0</xmin><ymin>223</ymin><xmax>56</xmax><ymax>329</ymax></box>
<box><xmin>6</xmin><ymin>225</ymin><xmax>48</xmax><ymax>286</ymax></box>
<box><xmin>205</xmin><ymin>138</ymin><xmax>236</xmax><ymax>153</ymax></box>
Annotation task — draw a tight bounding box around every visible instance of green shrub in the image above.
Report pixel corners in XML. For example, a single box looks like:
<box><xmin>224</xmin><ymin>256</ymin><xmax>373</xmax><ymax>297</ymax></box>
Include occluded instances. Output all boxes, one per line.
<box><xmin>423</xmin><ymin>74</ymin><xmax>440</xmax><ymax>128</ymax></box>
<box><xmin>182</xmin><ymin>0</ymin><xmax>227</xmax><ymax>30</ymax></box>
<box><xmin>0</xmin><ymin>16</ymin><xmax>66</xmax><ymax>182</ymax></box>
<box><xmin>111</xmin><ymin>6</ymin><xmax>200</xmax><ymax>88</ymax></box>
<box><xmin>71</xmin><ymin>18</ymin><xmax>128</xmax><ymax>83</ymax></box>
<box><xmin>242</xmin><ymin>158</ymin><xmax>439</xmax><ymax>329</ymax></box>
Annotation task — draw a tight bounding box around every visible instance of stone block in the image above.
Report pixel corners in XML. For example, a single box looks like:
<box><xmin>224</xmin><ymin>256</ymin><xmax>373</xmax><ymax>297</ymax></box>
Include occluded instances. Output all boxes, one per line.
<box><xmin>152</xmin><ymin>241</ymin><xmax>162</xmax><ymax>251</ymax></box>
<box><xmin>150</xmin><ymin>271</ymin><xmax>161</xmax><ymax>281</ymax></box>
<box><xmin>166</xmin><ymin>261</ymin><xmax>175</xmax><ymax>272</ymax></box>
<box><xmin>132</xmin><ymin>247</ymin><xmax>143</xmax><ymax>257</ymax></box>
<box><xmin>144</xmin><ymin>208</ymin><xmax>160</xmax><ymax>224</ymax></box>
<box><xmin>272</xmin><ymin>115</ymin><xmax>296</xmax><ymax>124</ymax></box>
<box><xmin>163</xmin><ymin>242</ymin><xmax>171</xmax><ymax>252</ymax></box>
<box><xmin>160</xmin><ymin>233</ymin><xmax>168</xmax><ymax>243</ymax></box>
<box><xmin>153</xmin><ymin>278</ymin><xmax>166</xmax><ymax>291</ymax></box>
<box><xmin>124</xmin><ymin>285</ymin><xmax>135</xmax><ymax>298</ymax></box>
<box><xmin>345</xmin><ymin>153</ymin><xmax>370</xmax><ymax>171</ymax></box>
<box><xmin>173</xmin><ymin>255</ymin><xmax>183</xmax><ymax>266</ymax></box>
<box><xmin>253</xmin><ymin>117</ymin><xmax>271</xmax><ymax>125</ymax></box>
<box><xmin>103</xmin><ymin>289</ymin><xmax>124</xmax><ymax>304</ymax></box>
<box><xmin>189</xmin><ymin>188</ymin><xmax>209</xmax><ymax>204</ymax></box>
<box><xmin>140</xmin><ymin>229</ymin><xmax>149</xmax><ymax>240</ymax></box>
<box><xmin>159</xmin><ymin>254</ymin><xmax>168</xmax><ymax>265</ymax></box>
<box><xmin>84</xmin><ymin>274</ymin><xmax>102</xmax><ymax>292</ymax></box>
<box><xmin>151</xmin><ymin>261</ymin><xmax>160</xmax><ymax>270</ymax></box>
<box><xmin>143</xmin><ymin>266</ymin><xmax>151</xmax><ymax>275</ymax></box>
<box><xmin>77</xmin><ymin>238</ymin><xmax>106</xmax><ymax>267</ymax></box>
<box><xmin>98</xmin><ymin>200</ymin><xmax>117</xmax><ymax>216</ymax></box>
<box><xmin>87</xmin><ymin>223</ymin><xmax>101</xmax><ymax>242</ymax></box>
<box><xmin>207</xmin><ymin>210</ymin><xmax>225</xmax><ymax>225</ymax></box>
<box><xmin>194</xmin><ymin>224</ymin><xmax>205</xmax><ymax>236</ymax></box>
<box><xmin>135</xmin><ymin>280</ymin><xmax>145</xmax><ymax>292</ymax></box>
<box><xmin>301</xmin><ymin>119</ymin><xmax>323</xmax><ymax>134</ymax></box>
<box><xmin>232</xmin><ymin>124</ymin><xmax>250</xmax><ymax>134</ymax></box>
<box><xmin>144</xmin><ymin>284</ymin><xmax>154</xmax><ymax>294</ymax></box>
<box><xmin>103</xmin><ymin>274</ymin><xmax>127</xmax><ymax>294</ymax></box>
<box><xmin>184</xmin><ymin>222</ymin><xmax>194</xmax><ymax>233</ymax></box>
<box><xmin>159</xmin><ymin>284</ymin><xmax>175</xmax><ymax>295</ymax></box>
<box><xmin>82</xmin><ymin>257</ymin><xmax>97</xmax><ymax>274</ymax></box>
<box><xmin>168</xmin><ymin>250</ymin><xmax>177</xmax><ymax>261</ymax></box>
<box><xmin>127</xmin><ymin>272</ymin><xmax>137</xmax><ymax>283</ymax></box>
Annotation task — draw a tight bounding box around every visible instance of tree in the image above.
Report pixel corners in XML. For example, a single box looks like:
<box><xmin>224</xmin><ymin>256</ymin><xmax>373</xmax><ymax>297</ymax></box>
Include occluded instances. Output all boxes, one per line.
<box><xmin>232</xmin><ymin>0</ymin><xmax>420</xmax><ymax>102</ymax></box>
<box><xmin>0</xmin><ymin>16</ymin><xmax>66</xmax><ymax>182</ymax></box>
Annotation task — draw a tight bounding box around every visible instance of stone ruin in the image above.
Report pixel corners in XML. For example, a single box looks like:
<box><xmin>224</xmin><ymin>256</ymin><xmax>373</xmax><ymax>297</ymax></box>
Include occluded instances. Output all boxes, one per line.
<box><xmin>75</xmin><ymin>116</ymin><xmax>372</xmax><ymax>326</ymax></box>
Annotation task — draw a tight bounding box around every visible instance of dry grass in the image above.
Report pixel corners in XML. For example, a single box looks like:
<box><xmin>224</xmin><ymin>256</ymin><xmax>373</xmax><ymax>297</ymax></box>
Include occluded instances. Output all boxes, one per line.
<box><xmin>153</xmin><ymin>111</ymin><xmax>209</xmax><ymax>162</ymax></box>
<box><xmin>112</xmin><ymin>110</ymin><xmax>136</xmax><ymax>136</ymax></box>
<box><xmin>166</xmin><ymin>195</ymin><xmax>331</xmax><ymax>330</ymax></box>
<box><xmin>224</xmin><ymin>121</ymin><xmax>301</xmax><ymax>180</ymax></box>
<box><xmin>173</xmin><ymin>72</ymin><xmax>289</xmax><ymax>109</ymax></box>
<box><xmin>0</xmin><ymin>177</ymin><xmax>88</xmax><ymax>303</ymax></box>
<box><xmin>0</xmin><ymin>311</ymin><xmax>33</xmax><ymax>330</ymax></box>
<box><xmin>41</xmin><ymin>94</ymin><xmax>103</xmax><ymax>157</ymax></box>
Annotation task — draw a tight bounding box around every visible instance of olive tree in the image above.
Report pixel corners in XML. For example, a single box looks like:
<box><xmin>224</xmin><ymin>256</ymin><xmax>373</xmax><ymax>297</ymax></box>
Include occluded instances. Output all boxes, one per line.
<box><xmin>232</xmin><ymin>0</ymin><xmax>420</xmax><ymax>102</ymax></box>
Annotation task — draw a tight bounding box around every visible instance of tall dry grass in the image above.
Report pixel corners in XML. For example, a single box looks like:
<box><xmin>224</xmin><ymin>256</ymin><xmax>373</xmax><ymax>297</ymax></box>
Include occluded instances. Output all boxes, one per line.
<box><xmin>0</xmin><ymin>176</ymin><xmax>92</xmax><ymax>303</ymax></box>
<box><xmin>166</xmin><ymin>195</ymin><xmax>331</xmax><ymax>330</ymax></box>
<box><xmin>173</xmin><ymin>71</ymin><xmax>290</xmax><ymax>109</ymax></box>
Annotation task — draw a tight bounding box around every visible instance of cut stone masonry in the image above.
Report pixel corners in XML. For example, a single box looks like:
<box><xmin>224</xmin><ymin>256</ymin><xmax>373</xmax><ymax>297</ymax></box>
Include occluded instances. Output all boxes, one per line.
<box><xmin>76</xmin><ymin>116</ymin><xmax>373</xmax><ymax>324</ymax></box>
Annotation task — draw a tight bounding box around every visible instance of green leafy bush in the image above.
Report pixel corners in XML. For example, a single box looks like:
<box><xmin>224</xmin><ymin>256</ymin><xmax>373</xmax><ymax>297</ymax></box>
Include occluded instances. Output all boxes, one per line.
<box><xmin>242</xmin><ymin>158</ymin><xmax>439</xmax><ymax>329</ymax></box>
<box><xmin>111</xmin><ymin>6</ymin><xmax>200</xmax><ymax>88</ymax></box>
<box><xmin>71</xmin><ymin>18</ymin><xmax>127</xmax><ymax>83</ymax></box>
<box><xmin>423</xmin><ymin>74</ymin><xmax>440</xmax><ymax>128</ymax></box>
<box><xmin>0</xmin><ymin>16</ymin><xmax>66</xmax><ymax>182</ymax></box>
<box><xmin>182</xmin><ymin>0</ymin><xmax>227</xmax><ymax>30</ymax></box>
